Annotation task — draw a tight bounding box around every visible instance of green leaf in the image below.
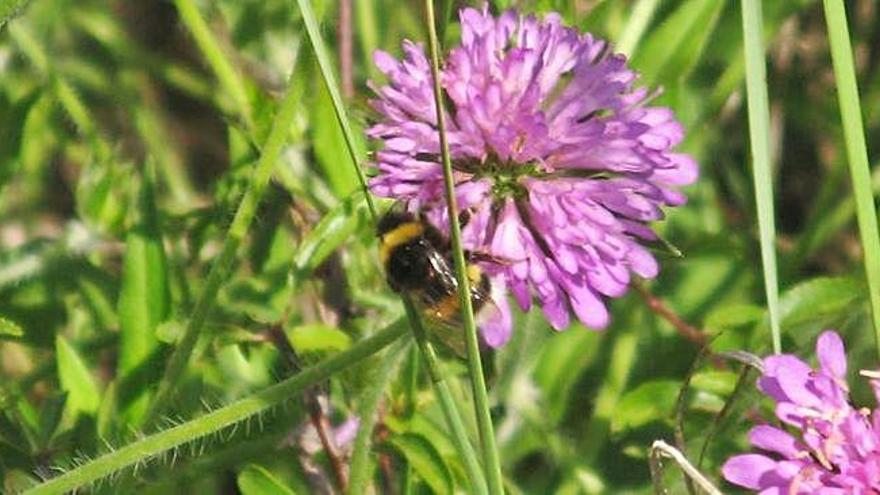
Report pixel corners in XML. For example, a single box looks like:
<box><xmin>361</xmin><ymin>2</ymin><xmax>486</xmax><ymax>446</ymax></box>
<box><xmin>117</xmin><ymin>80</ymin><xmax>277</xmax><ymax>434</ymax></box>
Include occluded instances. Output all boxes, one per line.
<box><xmin>387</xmin><ymin>432</ymin><xmax>454</xmax><ymax>495</ymax></box>
<box><xmin>823</xmin><ymin>0</ymin><xmax>880</xmax><ymax>357</ymax></box>
<box><xmin>116</xmin><ymin>165</ymin><xmax>170</xmax><ymax>424</ymax></box>
<box><xmin>610</xmin><ymin>380</ymin><xmax>680</xmax><ymax>433</ymax></box>
<box><xmin>95</xmin><ymin>381</ymin><xmax>118</xmax><ymax>440</ymax></box>
<box><xmin>0</xmin><ymin>0</ymin><xmax>32</xmax><ymax>30</ymax></box>
<box><xmin>0</xmin><ymin>315</ymin><xmax>24</xmax><ymax>339</ymax></box>
<box><xmin>779</xmin><ymin>277</ymin><xmax>863</xmax><ymax>331</ymax></box>
<box><xmin>0</xmin><ymin>90</ymin><xmax>39</xmax><ymax>193</ymax></box>
<box><xmin>632</xmin><ymin>0</ymin><xmax>726</xmax><ymax>85</ymax></box>
<box><xmin>741</xmin><ymin>0</ymin><xmax>781</xmax><ymax>354</ymax></box>
<box><xmin>37</xmin><ymin>392</ymin><xmax>67</xmax><ymax>446</ymax></box>
<box><xmin>237</xmin><ymin>464</ymin><xmax>297</xmax><ymax>495</ymax></box>
<box><xmin>55</xmin><ymin>336</ymin><xmax>100</xmax><ymax>417</ymax></box>
<box><xmin>690</xmin><ymin>370</ymin><xmax>738</xmax><ymax>396</ymax></box>
<box><xmin>310</xmin><ymin>74</ymin><xmax>361</xmax><ymax>199</ymax></box>
<box><xmin>290</xmin><ymin>194</ymin><xmax>368</xmax><ymax>287</ymax></box>
<box><xmin>75</xmin><ymin>160</ymin><xmax>130</xmax><ymax>235</ymax></box>
<box><xmin>155</xmin><ymin>319</ymin><xmax>184</xmax><ymax>344</ymax></box>
<box><xmin>534</xmin><ymin>326</ymin><xmax>601</xmax><ymax>423</ymax></box>
<box><xmin>285</xmin><ymin>324</ymin><xmax>351</xmax><ymax>353</ymax></box>
<box><xmin>703</xmin><ymin>303</ymin><xmax>764</xmax><ymax>332</ymax></box>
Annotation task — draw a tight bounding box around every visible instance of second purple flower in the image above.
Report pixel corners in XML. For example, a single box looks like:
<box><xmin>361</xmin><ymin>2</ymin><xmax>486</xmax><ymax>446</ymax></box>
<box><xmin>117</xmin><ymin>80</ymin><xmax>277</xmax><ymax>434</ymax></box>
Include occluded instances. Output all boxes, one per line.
<box><xmin>368</xmin><ymin>6</ymin><xmax>698</xmax><ymax>346</ymax></box>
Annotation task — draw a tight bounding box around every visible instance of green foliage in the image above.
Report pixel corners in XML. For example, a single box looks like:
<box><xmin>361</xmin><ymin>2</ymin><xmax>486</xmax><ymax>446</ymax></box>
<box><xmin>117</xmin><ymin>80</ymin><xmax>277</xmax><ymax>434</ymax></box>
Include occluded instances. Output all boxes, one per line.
<box><xmin>0</xmin><ymin>0</ymin><xmax>878</xmax><ymax>493</ymax></box>
<box><xmin>387</xmin><ymin>433</ymin><xmax>454</xmax><ymax>495</ymax></box>
<box><xmin>237</xmin><ymin>464</ymin><xmax>297</xmax><ymax>495</ymax></box>
<box><xmin>55</xmin><ymin>336</ymin><xmax>100</xmax><ymax>417</ymax></box>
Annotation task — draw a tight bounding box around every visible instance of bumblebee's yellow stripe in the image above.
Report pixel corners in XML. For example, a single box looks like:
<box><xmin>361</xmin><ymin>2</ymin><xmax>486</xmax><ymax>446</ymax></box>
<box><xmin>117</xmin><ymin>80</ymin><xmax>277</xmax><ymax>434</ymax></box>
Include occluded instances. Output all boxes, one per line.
<box><xmin>379</xmin><ymin>222</ymin><xmax>424</xmax><ymax>265</ymax></box>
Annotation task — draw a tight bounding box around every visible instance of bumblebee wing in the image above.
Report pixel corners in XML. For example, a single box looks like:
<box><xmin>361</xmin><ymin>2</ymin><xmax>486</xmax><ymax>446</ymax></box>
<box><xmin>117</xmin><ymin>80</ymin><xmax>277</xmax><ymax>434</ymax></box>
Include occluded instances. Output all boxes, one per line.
<box><xmin>423</xmin><ymin>248</ymin><xmax>458</xmax><ymax>300</ymax></box>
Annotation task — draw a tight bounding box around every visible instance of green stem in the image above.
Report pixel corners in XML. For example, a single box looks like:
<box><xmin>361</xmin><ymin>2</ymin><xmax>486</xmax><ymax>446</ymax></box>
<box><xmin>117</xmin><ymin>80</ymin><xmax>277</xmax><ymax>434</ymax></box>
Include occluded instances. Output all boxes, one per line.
<box><xmin>616</xmin><ymin>0</ymin><xmax>662</xmax><ymax>56</ymax></box>
<box><xmin>823</xmin><ymin>0</ymin><xmax>880</xmax><ymax>357</ymax></box>
<box><xmin>348</xmin><ymin>339</ymin><xmax>409</xmax><ymax>494</ymax></box>
<box><xmin>403</xmin><ymin>300</ymin><xmax>489</xmax><ymax>495</ymax></box>
<box><xmin>293</xmin><ymin>2</ymin><xmax>491</xmax><ymax>491</ymax></box>
<box><xmin>143</xmin><ymin>59</ymin><xmax>303</xmax><ymax>424</ymax></box>
<box><xmin>23</xmin><ymin>321</ymin><xmax>408</xmax><ymax>495</ymax></box>
<box><xmin>401</xmin><ymin>346</ymin><xmax>420</xmax><ymax>494</ymax></box>
<box><xmin>740</xmin><ymin>0</ymin><xmax>781</xmax><ymax>354</ymax></box>
<box><xmin>173</xmin><ymin>0</ymin><xmax>252</xmax><ymax>128</ymax></box>
<box><xmin>295</xmin><ymin>0</ymin><xmax>378</xmax><ymax>219</ymax></box>
<box><xmin>423</xmin><ymin>1</ymin><xmax>504</xmax><ymax>493</ymax></box>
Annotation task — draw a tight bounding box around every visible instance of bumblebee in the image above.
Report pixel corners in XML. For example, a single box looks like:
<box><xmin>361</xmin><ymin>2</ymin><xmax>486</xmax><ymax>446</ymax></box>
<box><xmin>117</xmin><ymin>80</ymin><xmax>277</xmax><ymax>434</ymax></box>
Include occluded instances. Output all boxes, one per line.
<box><xmin>377</xmin><ymin>210</ymin><xmax>497</xmax><ymax>354</ymax></box>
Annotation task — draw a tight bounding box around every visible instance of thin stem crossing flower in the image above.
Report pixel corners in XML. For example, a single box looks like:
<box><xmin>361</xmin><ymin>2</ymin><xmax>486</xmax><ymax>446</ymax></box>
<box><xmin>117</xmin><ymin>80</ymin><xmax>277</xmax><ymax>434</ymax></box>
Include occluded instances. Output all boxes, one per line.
<box><xmin>368</xmin><ymin>6</ymin><xmax>697</xmax><ymax>346</ymax></box>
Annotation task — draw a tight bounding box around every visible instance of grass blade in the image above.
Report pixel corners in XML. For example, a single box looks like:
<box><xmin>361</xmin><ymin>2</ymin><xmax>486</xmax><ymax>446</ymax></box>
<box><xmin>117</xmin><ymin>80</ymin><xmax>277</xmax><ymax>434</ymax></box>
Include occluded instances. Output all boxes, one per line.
<box><xmin>144</xmin><ymin>51</ymin><xmax>304</xmax><ymax>424</ymax></box>
<box><xmin>295</xmin><ymin>0</ymin><xmax>377</xmax><ymax>219</ymax></box>
<box><xmin>616</xmin><ymin>0</ymin><xmax>662</xmax><ymax>57</ymax></box>
<box><xmin>822</xmin><ymin>0</ymin><xmax>880</xmax><ymax>356</ymax></box>
<box><xmin>172</xmin><ymin>0</ymin><xmax>252</xmax><ymax>128</ymax></box>
<box><xmin>423</xmin><ymin>1</ymin><xmax>503</xmax><ymax>493</ymax></box>
<box><xmin>741</xmin><ymin>0</ymin><xmax>781</xmax><ymax>354</ymax></box>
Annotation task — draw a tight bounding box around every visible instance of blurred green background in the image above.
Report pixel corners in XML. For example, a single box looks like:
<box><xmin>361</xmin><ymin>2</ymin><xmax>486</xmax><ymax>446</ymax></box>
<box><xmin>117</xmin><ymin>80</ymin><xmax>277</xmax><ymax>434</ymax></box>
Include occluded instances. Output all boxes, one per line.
<box><xmin>1</xmin><ymin>0</ymin><xmax>879</xmax><ymax>493</ymax></box>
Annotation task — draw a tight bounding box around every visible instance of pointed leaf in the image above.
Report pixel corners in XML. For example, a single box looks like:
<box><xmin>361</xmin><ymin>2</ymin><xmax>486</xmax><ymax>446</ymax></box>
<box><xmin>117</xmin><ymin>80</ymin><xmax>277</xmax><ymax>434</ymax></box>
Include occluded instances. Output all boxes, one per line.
<box><xmin>387</xmin><ymin>432</ymin><xmax>453</xmax><ymax>495</ymax></box>
<box><xmin>0</xmin><ymin>315</ymin><xmax>24</xmax><ymax>339</ymax></box>
<box><xmin>237</xmin><ymin>464</ymin><xmax>297</xmax><ymax>495</ymax></box>
<box><xmin>56</xmin><ymin>336</ymin><xmax>100</xmax><ymax>417</ymax></box>
<box><xmin>116</xmin><ymin>165</ymin><xmax>170</xmax><ymax>423</ymax></box>
<box><xmin>37</xmin><ymin>392</ymin><xmax>67</xmax><ymax>446</ymax></box>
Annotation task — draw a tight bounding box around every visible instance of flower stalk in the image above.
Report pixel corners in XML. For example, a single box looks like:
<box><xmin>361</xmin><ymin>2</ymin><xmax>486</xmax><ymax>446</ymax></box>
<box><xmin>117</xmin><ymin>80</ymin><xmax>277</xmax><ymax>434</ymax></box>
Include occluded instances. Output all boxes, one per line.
<box><xmin>423</xmin><ymin>1</ymin><xmax>504</xmax><ymax>493</ymax></box>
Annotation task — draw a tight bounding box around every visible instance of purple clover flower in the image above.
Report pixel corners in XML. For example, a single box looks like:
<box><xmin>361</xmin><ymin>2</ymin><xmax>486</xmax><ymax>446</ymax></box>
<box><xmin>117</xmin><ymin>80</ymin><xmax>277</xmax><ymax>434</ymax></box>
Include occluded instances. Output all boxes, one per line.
<box><xmin>368</xmin><ymin>6</ymin><xmax>697</xmax><ymax>346</ymax></box>
<box><xmin>722</xmin><ymin>330</ymin><xmax>880</xmax><ymax>493</ymax></box>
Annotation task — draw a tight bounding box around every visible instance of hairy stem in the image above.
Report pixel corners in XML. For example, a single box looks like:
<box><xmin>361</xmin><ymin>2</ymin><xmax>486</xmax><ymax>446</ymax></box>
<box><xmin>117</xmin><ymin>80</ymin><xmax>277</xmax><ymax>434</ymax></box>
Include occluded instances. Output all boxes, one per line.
<box><xmin>23</xmin><ymin>321</ymin><xmax>408</xmax><ymax>495</ymax></box>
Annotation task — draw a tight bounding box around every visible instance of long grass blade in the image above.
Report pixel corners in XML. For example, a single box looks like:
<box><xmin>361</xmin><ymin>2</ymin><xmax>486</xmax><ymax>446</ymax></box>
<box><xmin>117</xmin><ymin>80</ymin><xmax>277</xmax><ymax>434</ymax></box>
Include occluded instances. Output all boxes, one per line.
<box><xmin>144</xmin><ymin>51</ymin><xmax>303</xmax><ymax>424</ymax></box>
<box><xmin>822</xmin><ymin>0</ymin><xmax>880</xmax><ymax>357</ymax></box>
<box><xmin>616</xmin><ymin>0</ymin><xmax>662</xmax><ymax>56</ymax></box>
<box><xmin>295</xmin><ymin>0</ymin><xmax>377</xmax><ymax>219</ymax></box>
<box><xmin>173</xmin><ymin>0</ymin><xmax>252</xmax><ymax>128</ymax></box>
<box><xmin>740</xmin><ymin>0</ymin><xmax>781</xmax><ymax>354</ymax></box>
<box><xmin>423</xmin><ymin>2</ymin><xmax>504</xmax><ymax>493</ymax></box>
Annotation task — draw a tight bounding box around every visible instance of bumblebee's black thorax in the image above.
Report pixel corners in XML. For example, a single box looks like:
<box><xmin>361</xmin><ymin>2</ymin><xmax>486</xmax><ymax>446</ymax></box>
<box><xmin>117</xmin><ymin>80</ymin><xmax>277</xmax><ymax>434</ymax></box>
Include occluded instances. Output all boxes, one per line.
<box><xmin>379</xmin><ymin>211</ymin><xmax>491</xmax><ymax>320</ymax></box>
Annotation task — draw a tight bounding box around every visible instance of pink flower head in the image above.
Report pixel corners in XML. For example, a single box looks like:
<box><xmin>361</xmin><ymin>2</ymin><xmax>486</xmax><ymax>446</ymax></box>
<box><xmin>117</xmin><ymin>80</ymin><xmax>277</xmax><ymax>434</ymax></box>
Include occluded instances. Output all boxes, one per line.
<box><xmin>368</xmin><ymin>6</ymin><xmax>697</xmax><ymax>346</ymax></box>
<box><xmin>723</xmin><ymin>331</ymin><xmax>880</xmax><ymax>493</ymax></box>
